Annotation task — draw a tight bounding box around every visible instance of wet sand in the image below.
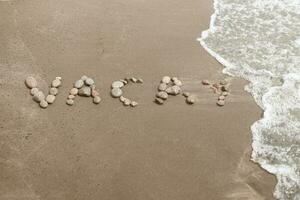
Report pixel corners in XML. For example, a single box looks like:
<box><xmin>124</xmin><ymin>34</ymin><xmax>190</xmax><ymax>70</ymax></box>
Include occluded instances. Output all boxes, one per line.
<box><xmin>0</xmin><ymin>0</ymin><xmax>276</xmax><ymax>199</ymax></box>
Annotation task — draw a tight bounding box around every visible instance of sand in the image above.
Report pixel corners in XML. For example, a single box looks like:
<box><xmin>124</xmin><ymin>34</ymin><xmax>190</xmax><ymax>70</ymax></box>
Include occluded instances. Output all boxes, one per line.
<box><xmin>0</xmin><ymin>0</ymin><xmax>276</xmax><ymax>199</ymax></box>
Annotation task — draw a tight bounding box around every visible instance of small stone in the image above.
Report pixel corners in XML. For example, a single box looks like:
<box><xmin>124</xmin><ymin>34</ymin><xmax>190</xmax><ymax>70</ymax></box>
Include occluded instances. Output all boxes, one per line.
<box><xmin>25</xmin><ymin>76</ymin><xmax>37</xmax><ymax>89</ymax></box>
<box><xmin>91</xmin><ymin>88</ymin><xmax>100</xmax><ymax>98</ymax></box>
<box><xmin>221</xmin><ymin>85</ymin><xmax>229</xmax><ymax>92</ymax></box>
<box><xmin>120</xmin><ymin>79</ymin><xmax>128</xmax><ymax>85</ymax></box>
<box><xmin>30</xmin><ymin>88</ymin><xmax>39</xmax><ymax>96</ymax></box>
<box><xmin>33</xmin><ymin>91</ymin><xmax>45</xmax><ymax>103</ymax></box>
<box><xmin>218</xmin><ymin>95</ymin><xmax>226</xmax><ymax>100</ymax></box>
<box><xmin>220</xmin><ymin>80</ymin><xmax>227</xmax><ymax>85</ymax></box>
<box><xmin>46</xmin><ymin>95</ymin><xmax>55</xmax><ymax>104</ymax></box>
<box><xmin>212</xmin><ymin>83</ymin><xmax>220</xmax><ymax>89</ymax></box>
<box><xmin>123</xmin><ymin>98</ymin><xmax>131</xmax><ymax>106</ymax></box>
<box><xmin>155</xmin><ymin>98</ymin><xmax>164</xmax><ymax>105</ymax></box>
<box><xmin>51</xmin><ymin>79</ymin><xmax>61</xmax><ymax>88</ymax></box>
<box><xmin>130</xmin><ymin>101</ymin><xmax>138</xmax><ymax>107</ymax></box>
<box><xmin>66</xmin><ymin>99</ymin><xmax>74</xmax><ymax>106</ymax></box>
<box><xmin>119</xmin><ymin>96</ymin><xmax>126</xmax><ymax>102</ymax></box>
<box><xmin>186</xmin><ymin>95</ymin><xmax>196</xmax><ymax>104</ymax></box>
<box><xmin>81</xmin><ymin>75</ymin><xmax>88</xmax><ymax>81</ymax></box>
<box><xmin>70</xmin><ymin>88</ymin><xmax>79</xmax><ymax>95</ymax></box>
<box><xmin>222</xmin><ymin>91</ymin><xmax>229</xmax><ymax>96</ymax></box>
<box><xmin>68</xmin><ymin>95</ymin><xmax>75</xmax><ymax>99</ymax></box>
<box><xmin>158</xmin><ymin>83</ymin><xmax>168</xmax><ymax>91</ymax></box>
<box><xmin>166</xmin><ymin>85</ymin><xmax>181</xmax><ymax>95</ymax></box>
<box><xmin>156</xmin><ymin>91</ymin><xmax>168</xmax><ymax>100</ymax></box>
<box><xmin>183</xmin><ymin>92</ymin><xmax>190</xmax><ymax>97</ymax></box>
<box><xmin>112</xmin><ymin>81</ymin><xmax>124</xmax><ymax>88</ymax></box>
<box><xmin>161</xmin><ymin>76</ymin><xmax>171</xmax><ymax>84</ymax></box>
<box><xmin>85</xmin><ymin>78</ymin><xmax>95</xmax><ymax>86</ymax></box>
<box><xmin>171</xmin><ymin>77</ymin><xmax>178</xmax><ymax>82</ymax></box>
<box><xmin>93</xmin><ymin>96</ymin><xmax>101</xmax><ymax>104</ymax></box>
<box><xmin>201</xmin><ymin>80</ymin><xmax>211</xmax><ymax>85</ymax></box>
<box><xmin>49</xmin><ymin>87</ymin><xmax>58</xmax><ymax>96</ymax></box>
<box><xmin>131</xmin><ymin>77</ymin><xmax>138</xmax><ymax>83</ymax></box>
<box><xmin>39</xmin><ymin>100</ymin><xmax>48</xmax><ymax>108</ymax></box>
<box><xmin>74</xmin><ymin>80</ymin><xmax>84</xmax><ymax>89</ymax></box>
<box><xmin>174</xmin><ymin>79</ymin><xmax>183</xmax><ymax>86</ymax></box>
<box><xmin>78</xmin><ymin>86</ymin><xmax>91</xmax><ymax>97</ymax></box>
<box><xmin>137</xmin><ymin>78</ymin><xmax>143</xmax><ymax>83</ymax></box>
<box><xmin>55</xmin><ymin>77</ymin><xmax>62</xmax><ymax>80</ymax></box>
<box><xmin>217</xmin><ymin>100</ymin><xmax>225</xmax><ymax>106</ymax></box>
<box><xmin>111</xmin><ymin>88</ymin><xmax>123</xmax><ymax>98</ymax></box>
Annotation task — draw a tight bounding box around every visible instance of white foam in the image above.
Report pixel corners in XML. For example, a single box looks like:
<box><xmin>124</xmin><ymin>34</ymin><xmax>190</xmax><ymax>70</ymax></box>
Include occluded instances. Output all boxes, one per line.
<box><xmin>199</xmin><ymin>0</ymin><xmax>300</xmax><ymax>199</ymax></box>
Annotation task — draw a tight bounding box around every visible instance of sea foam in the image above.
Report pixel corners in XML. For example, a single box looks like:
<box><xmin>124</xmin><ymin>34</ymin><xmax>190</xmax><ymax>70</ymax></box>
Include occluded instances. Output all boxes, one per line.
<box><xmin>199</xmin><ymin>0</ymin><xmax>300</xmax><ymax>199</ymax></box>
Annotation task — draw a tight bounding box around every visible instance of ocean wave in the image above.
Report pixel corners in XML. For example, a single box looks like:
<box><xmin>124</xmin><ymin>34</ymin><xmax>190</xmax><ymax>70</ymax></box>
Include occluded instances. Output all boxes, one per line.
<box><xmin>198</xmin><ymin>0</ymin><xmax>300</xmax><ymax>199</ymax></box>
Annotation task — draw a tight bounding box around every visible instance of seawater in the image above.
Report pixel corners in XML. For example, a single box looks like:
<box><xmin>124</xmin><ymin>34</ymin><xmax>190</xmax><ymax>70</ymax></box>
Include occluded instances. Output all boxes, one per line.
<box><xmin>199</xmin><ymin>0</ymin><xmax>300</xmax><ymax>199</ymax></box>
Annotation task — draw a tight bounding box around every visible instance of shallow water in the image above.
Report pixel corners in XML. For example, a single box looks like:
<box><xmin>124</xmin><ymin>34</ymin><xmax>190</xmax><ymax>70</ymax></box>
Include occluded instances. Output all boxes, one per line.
<box><xmin>199</xmin><ymin>0</ymin><xmax>300</xmax><ymax>199</ymax></box>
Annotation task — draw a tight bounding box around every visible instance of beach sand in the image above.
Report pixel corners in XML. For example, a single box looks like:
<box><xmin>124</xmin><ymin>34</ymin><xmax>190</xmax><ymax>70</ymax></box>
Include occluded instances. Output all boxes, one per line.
<box><xmin>0</xmin><ymin>0</ymin><xmax>276</xmax><ymax>199</ymax></box>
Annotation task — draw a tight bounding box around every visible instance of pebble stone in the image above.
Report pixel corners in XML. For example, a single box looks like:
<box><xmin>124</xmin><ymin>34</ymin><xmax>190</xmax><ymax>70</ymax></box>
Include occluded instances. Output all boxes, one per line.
<box><xmin>91</xmin><ymin>89</ymin><xmax>100</xmax><ymax>98</ymax></box>
<box><xmin>158</xmin><ymin>83</ymin><xmax>168</xmax><ymax>91</ymax></box>
<box><xmin>25</xmin><ymin>76</ymin><xmax>38</xmax><ymax>89</ymax></box>
<box><xmin>78</xmin><ymin>87</ymin><xmax>91</xmax><ymax>97</ymax></box>
<box><xmin>183</xmin><ymin>92</ymin><xmax>190</xmax><ymax>97</ymax></box>
<box><xmin>218</xmin><ymin>95</ymin><xmax>226</xmax><ymax>100</ymax></box>
<box><xmin>119</xmin><ymin>96</ymin><xmax>126</xmax><ymax>102</ymax></box>
<box><xmin>93</xmin><ymin>96</ymin><xmax>101</xmax><ymax>104</ymax></box>
<box><xmin>39</xmin><ymin>100</ymin><xmax>48</xmax><ymax>108</ymax></box>
<box><xmin>222</xmin><ymin>91</ymin><xmax>229</xmax><ymax>96</ymax></box>
<box><xmin>120</xmin><ymin>79</ymin><xmax>128</xmax><ymax>85</ymax></box>
<box><xmin>174</xmin><ymin>79</ymin><xmax>183</xmax><ymax>86</ymax></box>
<box><xmin>46</xmin><ymin>95</ymin><xmax>56</xmax><ymax>104</ymax></box>
<box><xmin>33</xmin><ymin>91</ymin><xmax>45</xmax><ymax>103</ymax></box>
<box><xmin>66</xmin><ymin>99</ymin><xmax>74</xmax><ymax>106</ymax></box>
<box><xmin>166</xmin><ymin>85</ymin><xmax>181</xmax><ymax>95</ymax></box>
<box><xmin>81</xmin><ymin>75</ymin><xmax>88</xmax><ymax>81</ymax></box>
<box><xmin>112</xmin><ymin>81</ymin><xmax>124</xmax><ymax>88</ymax></box>
<box><xmin>49</xmin><ymin>87</ymin><xmax>58</xmax><ymax>96</ymax></box>
<box><xmin>161</xmin><ymin>76</ymin><xmax>171</xmax><ymax>84</ymax></box>
<box><xmin>186</xmin><ymin>95</ymin><xmax>196</xmax><ymax>104</ymax></box>
<box><xmin>171</xmin><ymin>77</ymin><xmax>178</xmax><ymax>82</ymax></box>
<box><xmin>74</xmin><ymin>80</ymin><xmax>84</xmax><ymax>89</ymax></box>
<box><xmin>131</xmin><ymin>101</ymin><xmax>138</xmax><ymax>107</ymax></box>
<box><xmin>137</xmin><ymin>78</ymin><xmax>144</xmax><ymax>83</ymax></box>
<box><xmin>156</xmin><ymin>91</ymin><xmax>168</xmax><ymax>100</ymax></box>
<box><xmin>155</xmin><ymin>98</ymin><xmax>164</xmax><ymax>105</ymax></box>
<box><xmin>220</xmin><ymin>80</ymin><xmax>228</xmax><ymax>85</ymax></box>
<box><xmin>30</xmin><ymin>88</ymin><xmax>39</xmax><ymax>96</ymax></box>
<box><xmin>85</xmin><ymin>78</ymin><xmax>94</xmax><ymax>86</ymax></box>
<box><xmin>70</xmin><ymin>88</ymin><xmax>79</xmax><ymax>95</ymax></box>
<box><xmin>51</xmin><ymin>79</ymin><xmax>61</xmax><ymax>88</ymax></box>
<box><xmin>131</xmin><ymin>77</ymin><xmax>138</xmax><ymax>83</ymax></box>
<box><xmin>123</xmin><ymin>98</ymin><xmax>131</xmax><ymax>106</ymax></box>
<box><xmin>202</xmin><ymin>80</ymin><xmax>211</xmax><ymax>85</ymax></box>
<box><xmin>68</xmin><ymin>95</ymin><xmax>75</xmax><ymax>99</ymax></box>
<box><xmin>217</xmin><ymin>100</ymin><xmax>225</xmax><ymax>106</ymax></box>
<box><xmin>111</xmin><ymin>88</ymin><xmax>123</xmax><ymax>98</ymax></box>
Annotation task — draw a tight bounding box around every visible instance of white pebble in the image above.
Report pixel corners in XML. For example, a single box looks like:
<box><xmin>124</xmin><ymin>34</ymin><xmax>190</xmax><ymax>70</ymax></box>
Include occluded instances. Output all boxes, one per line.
<box><xmin>158</xmin><ymin>83</ymin><xmax>167</xmax><ymax>91</ymax></box>
<box><xmin>171</xmin><ymin>77</ymin><xmax>178</xmax><ymax>82</ymax></box>
<box><xmin>156</xmin><ymin>91</ymin><xmax>168</xmax><ymax>100</ymax></box>
<box><xmin>70</xmin><ymin>88</ymin><xmax>79</xmax><ymax>95</ymax></box>
<box><xmin>218</xmin><ymin>95</ymin><xmax>226</xmax><ymax>100</ymax></box>
<box><xmin>217</xmin><ymin>100</ymin><xmax>225</xmax><ymax>106</ymax></box>
<box><xmin>46</xmin><ymin>95</ymin><xmax>56</xmax><ymax>104</ymax></box>
<box><xmin>166</xmin><ymin>85</ymin><xmax>181</xmax><ymax>95</ymax></box>
<box><xmin>81</xmin><ymin>75</ymin><xmax>88</xmax><ymax>81</ymax></box>
<box><xmin>78</xmin><ymin>87</ymin><xmax>91</xmax><ymax>97</ymax></box>
<box><xmin>183</xmin><ymin>92</ymin><xmax>190</xmax><ymax>97</ymax></box>
<box><xmin>137</xmin><ymin>78</ymin><xmax>144</xmax><ymax>83</ymax></box>
<box><xmin>155</xmin><ymin>98</ymin><xmax>164</xmax><ymax>105</ymax></box>
<box><xmin>68</xmin><ymin>95</ymin><xmax>75</xmax><ymax>99</ymax></box>
<box><xmin>186</xmin><ymin>95</ymin><xmax>196</xmax><ymax>104</ymax></box>
<box><xmin>112</xmin><ymin>81</ymin><xmax>124</xmax><ymax>88</ymax></box>
<box><xmin>161</xmin><ymin>76</ymin><xmax>171</xmax><ymax>84</ymax></box>
<box><xmin>111</xmin><ymin>88</ymin><xmax>123</xmax><ymax>98</ymax></box>
<box><xmin>30</xmin><ymin>88</ymin><xmax>39</xmax><ymax>96</ymax></box>
<box><xmin>74</xmin><ymin>80</ymin><xmax>84</xmax><ymax>89</ymax></box>
<box><xmin>39</xmin><ymin>100</ymin><xmax>48</xmax><ymax>108</ymax></box>
<box><xmin>49</xmin><ymin>87</ymin><xmax>58</xmax><ymax>96</ymax></box>
<box><xmin>55</xmin><ymin>77</ymin><xmax>62</xmax><ymax>80</ymax></box>
<box><xmin>25</xmin><ymin>76</ymin><xmax>37</xmax><ymax>89</ymax></box>
<box><xmin>119</xmin><ymin>96</ymin><xmax>126</xmax><ymax>102</ymax></box>
<box><xmin>85</xmin><ymin>78</ymin><xmax>94</xmax><ymax>86</ymax></box>
<box><xmin>123</xmin><ymin>98</ymin><xmax>131</xmax><ymax>106</ymax></box>
<box><xmin>93</xmin><ymin>96</ymin><xmax>101</xmax><ymax>104</ymax></box>
<box><xmin>33</xmin><ymin>91</ymin><xmax>45</xmax><ymax>103</ymax></box>
<box><xmin>202</xmin><ymin>80</ymin><xmax>211</xmax><ymax>85</ymax></box>
<box><xmin>222</xmin><ymin>91</ymin><xmax>229</xmax><ymax>96</ymax></box>
<box><xmin>66</xmin><ymin>99</ymin><xmax>74</xmax><ymax>106</ymax></box>
<box><xmin>51</xmin><ymin>79</ymin><xmax>61</xmax><ymax>88</ymax></box>
<box><xmin>131</xmin><ymin>101</ymin><xmax>138</xmax><ymax>107</ymax></box>
<box><xmin>131</xmin><ymin>77</ymin><xmax>138</xmax><ymax>83</ymax></box>
<box><xmin>174</xmin><ymin>79</ymin><xmax>183</xmax><ymax>86</ymax></box>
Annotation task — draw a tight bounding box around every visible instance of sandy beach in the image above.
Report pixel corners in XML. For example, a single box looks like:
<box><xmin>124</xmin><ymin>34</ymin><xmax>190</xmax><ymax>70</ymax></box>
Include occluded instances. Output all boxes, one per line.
<box><xmin>0</xmin><ymin>0</ymin><xmax>277</xmax><ymax>199</ymax></box>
